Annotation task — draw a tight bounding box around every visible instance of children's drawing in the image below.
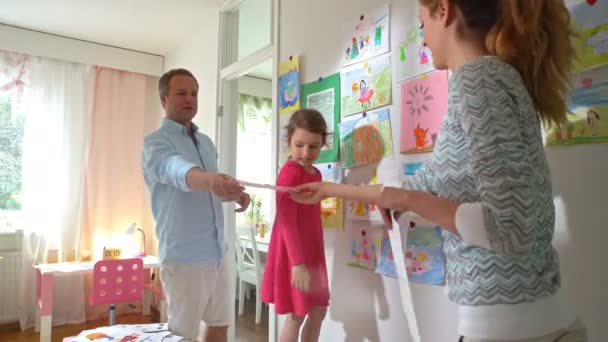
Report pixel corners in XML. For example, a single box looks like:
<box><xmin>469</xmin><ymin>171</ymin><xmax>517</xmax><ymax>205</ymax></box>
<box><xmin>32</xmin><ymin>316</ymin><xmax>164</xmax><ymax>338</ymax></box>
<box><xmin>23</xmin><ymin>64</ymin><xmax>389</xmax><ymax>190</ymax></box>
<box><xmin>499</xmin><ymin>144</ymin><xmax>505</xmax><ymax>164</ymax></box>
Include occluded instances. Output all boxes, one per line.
<box><xmin>85</xmin><ymin>332</ymin><xmax>113</xmax><ymax>340</ymax></box>
<box><xmin>345</xmin><ymin>167</ymin><xmax>384</xmax><ymax>223</ymax></box>
<box><xmin>402</xmin><ymin>216</ymin><xmax>445</xmax><ymax>285</ymax></box>
<box><xmin>278</xmin><ymin>111</ymin><xmax>294</xmax><ymax>167</ymax></box>
<box><xmin>348</xmin><ymin>226</ymin><xmax>397</xmax><ymax>278</ymax></box>
<box><xmin>302</xmin><ymin>73</ymin><xmax>341</xmax><ymax>163</ymax></box>
<box><xmin>279</xmin><ymin>56</ymin><xmax>300</xmax><ymax>115</ymax></box>
<box><xmin>396</xmin><ymin>25</ymin><xmax>436</xmax><ymax>81</ymax></box>
<box><xmin>349</xmin><ymin>228</ymin><xmax>378</xmax><ymax>270</ymax></box>
<box><xmin>342</xmin><ymin>4</ymin><xmax>390</xmax><ymax>66</ymax></box>
<box><xmin>375</xmin><ymin>228</ymin><xmax>398</xmax><ymax>277</ymax></box>
<box><xmin>400</xmin><ymin>70</ymin><xmax>448</xmax><ymax>154</ymax></box>
<box><xmin>567</xmin><ymin>0</ymin><xmax>608</xmax><ymax>72</ymax></box>
<box><xmin>340</xmin><ymin>53</ymin><xmax>392</xmax><ymax>117</ymax></box>
<box><xmin>402</xmin><ymin>162</ymin><xmax>426</xmax><ymax>177</ymax></box>
<box><xmin>317</xmin><ymin>163</ymin><xmax>344</xmax><ymax>231</ymax></box>
<box><xmin>339</xmin><ymin>107</ymin><xmax>394</xmax><ymax>168</ymax></box>
<box><xmin>317</xmin><ymin>162</ymin><xmax>341</xmax><ymax>183</ymax></box>
<box><xmin>546</xmin><ymin>64</ymin><xmax>608</xmax><ymax>146</ymax></box>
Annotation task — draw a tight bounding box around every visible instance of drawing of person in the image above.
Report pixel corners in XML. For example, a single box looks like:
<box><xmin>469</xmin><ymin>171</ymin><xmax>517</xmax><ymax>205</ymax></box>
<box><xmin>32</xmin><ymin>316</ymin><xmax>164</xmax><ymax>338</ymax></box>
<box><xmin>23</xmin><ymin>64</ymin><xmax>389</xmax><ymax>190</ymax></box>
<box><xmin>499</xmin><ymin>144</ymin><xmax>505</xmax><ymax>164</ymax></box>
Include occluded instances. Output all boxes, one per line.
<box><xmin>358</xmin><ymin>79</ymin><xmax>374</xmax><ymax>107</ymax></box>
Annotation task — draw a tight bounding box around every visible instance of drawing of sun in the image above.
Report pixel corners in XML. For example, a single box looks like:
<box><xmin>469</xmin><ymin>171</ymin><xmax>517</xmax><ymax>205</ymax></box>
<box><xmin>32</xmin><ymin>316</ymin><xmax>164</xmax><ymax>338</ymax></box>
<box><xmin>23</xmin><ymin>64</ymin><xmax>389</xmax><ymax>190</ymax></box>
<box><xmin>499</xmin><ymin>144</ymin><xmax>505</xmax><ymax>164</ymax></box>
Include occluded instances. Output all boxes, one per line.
<box><xmin>405</xmin><ymin>84</ymin><xmax>434</xmax><ymax>116</ymax></box>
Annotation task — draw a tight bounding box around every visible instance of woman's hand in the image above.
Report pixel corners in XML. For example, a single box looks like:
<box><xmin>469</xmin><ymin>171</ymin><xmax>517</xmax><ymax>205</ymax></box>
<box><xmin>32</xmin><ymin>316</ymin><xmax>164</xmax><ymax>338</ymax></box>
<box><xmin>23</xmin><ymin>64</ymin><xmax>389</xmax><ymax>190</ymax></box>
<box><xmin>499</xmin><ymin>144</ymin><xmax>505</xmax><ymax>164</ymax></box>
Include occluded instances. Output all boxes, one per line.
<box><xmin>291</xmin><ymin>264</ymin><xmax>310</xmax><ymax>292</ymax></box>
<box><xmin>289</xmin><ymin>182</ymin><xmax>328</xmax><ymax>204</ymax></box>
<box><xmin>378</xmin><ymin>186</ymin><xmax>410</xmax><ymax>212</ymax></box>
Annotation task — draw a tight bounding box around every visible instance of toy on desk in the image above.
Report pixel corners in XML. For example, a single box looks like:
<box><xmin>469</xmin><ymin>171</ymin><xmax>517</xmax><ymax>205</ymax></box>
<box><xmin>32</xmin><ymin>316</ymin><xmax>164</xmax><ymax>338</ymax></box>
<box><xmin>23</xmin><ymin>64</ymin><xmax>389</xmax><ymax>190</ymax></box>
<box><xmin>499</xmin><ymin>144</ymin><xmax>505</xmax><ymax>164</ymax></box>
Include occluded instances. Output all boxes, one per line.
<box><xmin>102</xmin><ymin>247</ymin><xmax>122</xmax><ymax>260</ymax></box>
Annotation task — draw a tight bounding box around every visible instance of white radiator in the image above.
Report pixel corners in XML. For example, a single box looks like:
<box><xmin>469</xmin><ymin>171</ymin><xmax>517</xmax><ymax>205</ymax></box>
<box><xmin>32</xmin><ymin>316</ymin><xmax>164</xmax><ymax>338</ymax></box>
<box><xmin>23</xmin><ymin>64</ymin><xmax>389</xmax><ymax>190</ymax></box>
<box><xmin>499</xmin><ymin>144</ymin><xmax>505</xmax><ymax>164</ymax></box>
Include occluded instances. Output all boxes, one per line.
<box><xmin>0</xmin><ymin>251</ymin><xmax>21</xmax><ymax>323</ymax></box>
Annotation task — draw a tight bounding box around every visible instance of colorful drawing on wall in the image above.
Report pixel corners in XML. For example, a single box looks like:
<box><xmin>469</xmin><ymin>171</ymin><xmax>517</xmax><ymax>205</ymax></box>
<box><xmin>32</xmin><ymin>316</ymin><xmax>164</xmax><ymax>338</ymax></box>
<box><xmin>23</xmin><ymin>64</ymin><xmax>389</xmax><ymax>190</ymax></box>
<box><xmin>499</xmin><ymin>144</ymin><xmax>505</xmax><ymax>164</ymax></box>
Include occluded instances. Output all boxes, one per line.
<box><xmin>302</xmin><ymin>73</ymin><xmax>341</xmax><ymax>163</ymax></box>
<box><xmin>317</xmin><ymin>163</ymin><xmax>344</xmax><ymax>231</ymax></box>
<box><xmin>395</xmin><ymin>25</ymin><xmax>435</xmax><ymax>81</ymax></box>
<box><xmin>402</xmin><ymin>216</ymin><xmax>445</xmax><ymax>285</ymax></box>
<box><xmin>349</xmin><ymin>227</ymin><xmax>379</xmax><ymax>270</ymax></box>
<box><xmin>279</xmin><ymin>56</ymin><xmax>300</xmax><ymax>115</ymax></box>
<box><xmin>546</xmin><ymin>64</ymin><xmax>608</xmax><ymax>146</ymax></box>
<box><xmin>375</xmin><ymin>228</ymin><xmax>398</xmax><ymax>277</ymax></box>
<box><xmin>318</xmin><ymin>162</ymin><xmax>341</xmax><ymax>183</ymax></box>
<box><xmin>567</xmin><ymin>0</ymin><xmax>608</xmax><ymax>72</ymax></box>
<box><xmin>340</xmin><ymin>53</ymin><xmax>392</xmax><ymax>117</ymax></box>
<box><xmin>278</xmin><ymin>111</ymin><xmax>294</xmax><ymax>167</ymax></box>
<box><xmin>339</xmin><ymin>107</ymin><xmax>393</xmax><ymax>168</ymax></box>
<box><xmin>402</xmin><ymin>162</ymin><xmax>426</xmax><ymax>177</ymax></box>
<box><xmin>342</xmin><ymin>4</ymin><xmax>390</xmax><ymax>67</ymax></box>
<box><xmin>400</xmin><ymin>70</ymin><xmax>448</xmax><ymax>154</ymax></box>
<box><xmin>348</xmin><ymin>226</ymin><xmax>397</xmax><ymax>278</ymax></box>
<box><xmin>346</xmin><ymin>168</ymin><xmax>384</xmax><ymax>223</ymax></box>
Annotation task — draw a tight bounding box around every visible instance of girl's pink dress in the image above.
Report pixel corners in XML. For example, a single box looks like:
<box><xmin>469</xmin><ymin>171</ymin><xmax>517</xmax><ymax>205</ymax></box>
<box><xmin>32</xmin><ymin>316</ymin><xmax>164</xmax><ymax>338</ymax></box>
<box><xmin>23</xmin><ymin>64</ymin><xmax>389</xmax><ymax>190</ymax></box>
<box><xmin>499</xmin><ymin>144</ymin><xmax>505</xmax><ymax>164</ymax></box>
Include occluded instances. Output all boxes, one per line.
<box><xmin>261</xmin><ymin>160</ymin><xmax>330</xmax><ymax>316</ymax></box>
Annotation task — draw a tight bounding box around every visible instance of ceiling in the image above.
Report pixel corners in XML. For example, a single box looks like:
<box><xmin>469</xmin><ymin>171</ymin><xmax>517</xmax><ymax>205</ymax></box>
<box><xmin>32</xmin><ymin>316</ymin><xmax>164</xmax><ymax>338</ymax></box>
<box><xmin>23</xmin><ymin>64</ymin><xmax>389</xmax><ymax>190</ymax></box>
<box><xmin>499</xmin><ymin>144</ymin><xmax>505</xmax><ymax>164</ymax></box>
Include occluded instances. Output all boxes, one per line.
<box><xmin>0</xmin><ymin>0</ymin><xmax>273</xmax><ymax>79</ymax></box>
<box><xmin>0</xmin><ymin>0</ymin><xmax>223</xmax><ymax>56</ymax></box>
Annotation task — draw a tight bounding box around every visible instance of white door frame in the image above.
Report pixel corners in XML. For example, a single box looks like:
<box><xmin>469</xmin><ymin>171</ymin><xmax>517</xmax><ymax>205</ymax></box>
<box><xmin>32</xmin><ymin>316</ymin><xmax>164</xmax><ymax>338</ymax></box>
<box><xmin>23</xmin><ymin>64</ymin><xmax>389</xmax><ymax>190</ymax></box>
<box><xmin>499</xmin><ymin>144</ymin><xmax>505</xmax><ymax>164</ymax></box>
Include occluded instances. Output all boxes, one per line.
<box><xmin>215</xmin><ymin>0</ymin><xmax>279</xmax><ymax>341</ymax></box>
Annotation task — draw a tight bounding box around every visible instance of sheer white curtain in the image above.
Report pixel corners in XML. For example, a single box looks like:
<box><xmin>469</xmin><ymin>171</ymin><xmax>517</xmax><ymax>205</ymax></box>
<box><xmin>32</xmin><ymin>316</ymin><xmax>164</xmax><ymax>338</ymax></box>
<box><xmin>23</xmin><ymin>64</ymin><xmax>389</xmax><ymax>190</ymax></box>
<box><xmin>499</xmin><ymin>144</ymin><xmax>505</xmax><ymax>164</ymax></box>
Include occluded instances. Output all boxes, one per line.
<box><xmin>17</xmin><ymin>55</ymin><xmax>95</xmax><ymax>329</ymax></box>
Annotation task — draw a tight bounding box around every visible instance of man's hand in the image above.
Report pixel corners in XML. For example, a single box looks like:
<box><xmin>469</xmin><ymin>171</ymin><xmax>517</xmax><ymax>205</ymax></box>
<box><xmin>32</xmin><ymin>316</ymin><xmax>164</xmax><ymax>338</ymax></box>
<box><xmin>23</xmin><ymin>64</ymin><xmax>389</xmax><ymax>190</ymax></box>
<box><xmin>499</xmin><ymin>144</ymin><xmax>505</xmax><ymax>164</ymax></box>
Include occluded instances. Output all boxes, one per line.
<box><xmin>235</xmin><ymin>192</ymin><xmax>251</xmax><ymax>213</ymax></box>
<box><xmin>209</xmin><ymin>173</ymin><xmax>244</xmax><ymax>198</ymax></box>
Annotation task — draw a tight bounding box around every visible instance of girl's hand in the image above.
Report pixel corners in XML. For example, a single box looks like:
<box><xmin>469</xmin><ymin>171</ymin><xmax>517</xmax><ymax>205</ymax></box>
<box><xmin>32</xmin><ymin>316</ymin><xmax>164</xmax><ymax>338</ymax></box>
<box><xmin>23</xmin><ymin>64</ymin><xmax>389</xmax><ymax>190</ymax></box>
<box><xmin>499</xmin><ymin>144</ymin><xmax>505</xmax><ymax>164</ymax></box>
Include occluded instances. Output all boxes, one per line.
<box><xmin>289</xmin><ymin>182</ymin><xmax>328</xmax><ymax>204</ymax></box>
<box><xmin>291</xmin><ymin>264</ymin><xmax>310</xmax><ymax>292</ymax></box>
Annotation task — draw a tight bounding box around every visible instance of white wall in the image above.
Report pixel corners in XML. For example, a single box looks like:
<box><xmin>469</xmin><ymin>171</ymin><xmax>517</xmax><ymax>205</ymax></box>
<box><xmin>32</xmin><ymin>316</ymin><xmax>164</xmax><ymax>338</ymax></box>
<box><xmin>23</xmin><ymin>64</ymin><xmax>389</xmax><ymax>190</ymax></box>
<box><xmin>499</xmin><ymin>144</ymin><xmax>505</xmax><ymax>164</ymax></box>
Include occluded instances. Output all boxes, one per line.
<box><xmin>163</xmin><ymin>1</ymin><xmax>221</xmax><ymax>140</ymax></box>
<box><xmin>238</xmin><ymin>0</ymin><xmax>272</xmax><ymax>60</ymax></box>
<box><xmin>547</xmin><ymin>145</ymin><xmax>608</xmax><ymax>342</ymax></box>
<box><xmin>280</xmin><ymin>0</ymin><xmax>607</xmax><ymax>341</ymax></box>
<box><xmin>238</xmin><ymin>76</ymin><xmax>272</xmax><ymax>98</ymax></box>
<box><xmin>0</xmin><ymin>24</ymin><xmax>163</xmax><ymax>76</ymax></box>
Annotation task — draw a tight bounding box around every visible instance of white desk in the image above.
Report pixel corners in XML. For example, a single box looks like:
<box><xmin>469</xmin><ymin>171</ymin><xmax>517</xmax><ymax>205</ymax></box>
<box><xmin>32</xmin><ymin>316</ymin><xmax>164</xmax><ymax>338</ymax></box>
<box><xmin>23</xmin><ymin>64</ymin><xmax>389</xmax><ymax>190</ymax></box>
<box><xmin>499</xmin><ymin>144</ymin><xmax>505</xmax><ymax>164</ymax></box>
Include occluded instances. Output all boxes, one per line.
<box><xmin>34</xmin><ymin>255</ymin><xmax>160</xmax><ymax>342</ymax></box>
<box><xmin>239</xmin><ymin>234</ymin><xmax>271</xmax><ymax>253</ymax></box>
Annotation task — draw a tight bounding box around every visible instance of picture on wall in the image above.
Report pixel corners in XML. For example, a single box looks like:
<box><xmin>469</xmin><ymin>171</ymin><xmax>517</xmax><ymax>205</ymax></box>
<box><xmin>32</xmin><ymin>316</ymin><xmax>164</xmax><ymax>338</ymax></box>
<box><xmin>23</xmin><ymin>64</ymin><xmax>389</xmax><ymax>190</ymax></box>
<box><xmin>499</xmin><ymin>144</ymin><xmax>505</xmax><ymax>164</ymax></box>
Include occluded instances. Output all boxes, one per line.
<box><xmin>375</xmin><ymin>227</ymin><xmax>398</xmax><ymax>277</ymax></box>
<box><xmin>339</xmin><ymin>107</ymin><xmax>394</xmax><ymax>168</ymax></box>
<box><xmin>402</xmin><ymin>162</ymin><xmax>426</xmax><ymax>178</ymax></box>
<box><xmin>395</xmin><ymin>25</ymin><xmax>435</xmax><ymax>81</ymax></box>
<box><xmin>342</xmin><ymin>4</ymin><xmax>390</xmax><ymax>67</ymax></box>
<box><xmin>317</xmin><ymin>162</ymin><xmax>344</xmax><ymax>231</ymax></box>
<box><xmin>347</xmin><ymin>225</ymin><xmax>397</xmax><ymax>278</ymax></box>
<box><xmin>302</xmin><ymin>73</ymin><xmax>341</xmax><ymax>163</ymax></box>
<box><xmin>340</xmin><ymin>53</ymin><xmax>392</xmax><ymax>117</ymax></box>
<box><xmin>278</xmin><ymin>111</ymin><xmax>294</xmax><ymax>167</ymax></box>
<box><xmin>400</xmin><ymin>70</ymin><xmax>448</xmax><ymax>154</ymax></box>
<box><xmin>279</xmin><ymin>56</ymin><xmax>300</xmax><ymax>115</ymax></box>
<box><xmin>545</xmin><ymin>64</ymin><xmax>608</xmax><ymax>146</ymax></box>
<box><xmin>567</xmin><ymin>0</ymin><xmax>608</xmax><ymax>72</ymax></box>
<box><xmin>402</xmin><ymin>215</ymin><xmax>446</xmax><ymax>285</ymax></box>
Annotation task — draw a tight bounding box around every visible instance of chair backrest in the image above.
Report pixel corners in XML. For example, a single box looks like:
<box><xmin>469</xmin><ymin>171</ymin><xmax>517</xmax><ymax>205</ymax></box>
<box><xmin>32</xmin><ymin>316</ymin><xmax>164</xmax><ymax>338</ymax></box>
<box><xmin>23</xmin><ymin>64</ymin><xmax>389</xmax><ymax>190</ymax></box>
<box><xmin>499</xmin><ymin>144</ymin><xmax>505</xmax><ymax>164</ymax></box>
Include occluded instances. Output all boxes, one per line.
<box><xmin>235</xmin><ymin>225</ymin><xmax>263</xmax><ymax>281</ymax></box>
<box><xmin>90</xmin><ymin>258</ymin><xmax>144</xmax><ymax>305</ymax></box>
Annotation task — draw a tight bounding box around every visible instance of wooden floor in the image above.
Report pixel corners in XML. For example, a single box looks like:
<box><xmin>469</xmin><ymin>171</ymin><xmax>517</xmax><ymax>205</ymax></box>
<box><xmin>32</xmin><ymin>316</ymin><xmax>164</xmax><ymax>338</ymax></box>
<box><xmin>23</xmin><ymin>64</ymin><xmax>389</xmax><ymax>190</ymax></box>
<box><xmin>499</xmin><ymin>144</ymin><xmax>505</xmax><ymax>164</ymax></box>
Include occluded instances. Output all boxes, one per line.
<box><xmin>0</xmin><ymin>300</ymin><xmax>269</xmax><ymax>342</ymax></box>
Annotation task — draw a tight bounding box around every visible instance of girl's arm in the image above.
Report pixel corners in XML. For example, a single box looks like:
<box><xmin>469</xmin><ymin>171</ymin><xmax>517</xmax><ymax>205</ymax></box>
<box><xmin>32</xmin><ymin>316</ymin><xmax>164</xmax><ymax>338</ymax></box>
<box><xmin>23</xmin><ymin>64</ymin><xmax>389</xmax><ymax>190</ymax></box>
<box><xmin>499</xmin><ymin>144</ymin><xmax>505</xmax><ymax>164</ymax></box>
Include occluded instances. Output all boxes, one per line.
<box><xmin>276</xmin><ymin>163</ymin><xmax>306</xmax><ymax>266</ymax></box>
<box><xmin>292</xmin><ymin>182</ymin><xmax>461</xmax><ymax>235</ymax></box>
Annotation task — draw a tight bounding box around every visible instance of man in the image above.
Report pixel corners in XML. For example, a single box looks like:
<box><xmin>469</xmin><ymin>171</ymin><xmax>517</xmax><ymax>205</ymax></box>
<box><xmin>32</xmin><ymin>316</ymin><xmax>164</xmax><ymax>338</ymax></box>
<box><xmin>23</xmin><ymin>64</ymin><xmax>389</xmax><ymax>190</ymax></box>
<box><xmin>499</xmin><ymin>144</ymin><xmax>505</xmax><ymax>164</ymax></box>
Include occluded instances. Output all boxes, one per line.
<box><xmin>142</xmin><ymin>68</ymin><xmax>250</xmax><ymax>342</ymax></box>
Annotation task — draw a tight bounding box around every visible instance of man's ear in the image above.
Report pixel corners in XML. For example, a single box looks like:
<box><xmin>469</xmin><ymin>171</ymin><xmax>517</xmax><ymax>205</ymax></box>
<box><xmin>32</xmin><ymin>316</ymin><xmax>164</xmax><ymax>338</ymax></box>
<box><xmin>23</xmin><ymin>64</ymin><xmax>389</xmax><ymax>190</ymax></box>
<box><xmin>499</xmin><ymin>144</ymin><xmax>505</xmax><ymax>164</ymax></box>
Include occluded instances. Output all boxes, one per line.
<box><xmin>160</xmin><ymin>95</ymin><xmax>167</xmax><ymax>109</ymax></box>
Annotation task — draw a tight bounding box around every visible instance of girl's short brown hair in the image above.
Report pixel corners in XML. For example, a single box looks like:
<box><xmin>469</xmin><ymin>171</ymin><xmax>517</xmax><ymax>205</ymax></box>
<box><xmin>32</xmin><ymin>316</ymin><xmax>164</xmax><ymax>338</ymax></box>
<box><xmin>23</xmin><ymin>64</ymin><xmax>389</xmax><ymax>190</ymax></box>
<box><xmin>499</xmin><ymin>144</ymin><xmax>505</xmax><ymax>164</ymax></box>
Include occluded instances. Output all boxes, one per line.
<box><xmin>285</xmin><ymin>109</ymin><xmax>328</xmax><ymax>145</ymax></box>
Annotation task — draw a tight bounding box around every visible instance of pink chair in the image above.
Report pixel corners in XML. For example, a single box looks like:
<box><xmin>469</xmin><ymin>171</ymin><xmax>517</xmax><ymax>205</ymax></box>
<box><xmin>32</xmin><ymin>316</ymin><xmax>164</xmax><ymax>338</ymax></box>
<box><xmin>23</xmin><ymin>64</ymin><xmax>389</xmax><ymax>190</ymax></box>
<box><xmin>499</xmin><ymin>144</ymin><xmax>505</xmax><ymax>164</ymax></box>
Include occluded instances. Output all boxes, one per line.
<box><xmin>89</xmin><ymin>258</ymin><xmax>144</xmax><ymax>325</ymax></box>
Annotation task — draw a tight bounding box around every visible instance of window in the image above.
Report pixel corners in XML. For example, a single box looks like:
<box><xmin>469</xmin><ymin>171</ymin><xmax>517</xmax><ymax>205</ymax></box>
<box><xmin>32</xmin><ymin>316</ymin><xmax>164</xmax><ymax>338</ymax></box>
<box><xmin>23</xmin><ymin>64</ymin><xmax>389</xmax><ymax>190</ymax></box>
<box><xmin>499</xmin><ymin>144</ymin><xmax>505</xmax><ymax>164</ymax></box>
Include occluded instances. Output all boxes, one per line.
<box><xmin>236</xmin><ymin>93</ymin><xmax>272</xmax><ymax>228</ymax></box>
<box><xmin>0</xmin><ymin>90</ymin><xmax>26</xmax><ymax>232</ymax></box>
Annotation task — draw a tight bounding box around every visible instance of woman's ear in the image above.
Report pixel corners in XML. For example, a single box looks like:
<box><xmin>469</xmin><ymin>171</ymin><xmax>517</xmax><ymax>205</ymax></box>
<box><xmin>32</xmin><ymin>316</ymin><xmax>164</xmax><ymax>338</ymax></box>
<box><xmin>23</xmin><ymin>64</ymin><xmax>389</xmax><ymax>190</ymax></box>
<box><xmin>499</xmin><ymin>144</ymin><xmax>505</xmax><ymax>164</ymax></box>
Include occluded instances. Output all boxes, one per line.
<box><xmin>438</xmin><ymin>0</ymin><xmax>452</xmax><ymax>25</ymax></box>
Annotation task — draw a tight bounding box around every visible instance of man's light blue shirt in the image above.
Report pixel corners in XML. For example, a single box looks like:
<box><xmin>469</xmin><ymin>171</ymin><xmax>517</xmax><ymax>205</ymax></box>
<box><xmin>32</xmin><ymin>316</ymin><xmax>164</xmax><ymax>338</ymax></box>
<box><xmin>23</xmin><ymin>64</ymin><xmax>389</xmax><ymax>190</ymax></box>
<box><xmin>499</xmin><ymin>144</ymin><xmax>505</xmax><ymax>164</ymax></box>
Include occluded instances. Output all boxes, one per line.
<box><xmin>142</xmin><ymin>118</ymin><xmax>227</xmax><ymax>265</ymax></box>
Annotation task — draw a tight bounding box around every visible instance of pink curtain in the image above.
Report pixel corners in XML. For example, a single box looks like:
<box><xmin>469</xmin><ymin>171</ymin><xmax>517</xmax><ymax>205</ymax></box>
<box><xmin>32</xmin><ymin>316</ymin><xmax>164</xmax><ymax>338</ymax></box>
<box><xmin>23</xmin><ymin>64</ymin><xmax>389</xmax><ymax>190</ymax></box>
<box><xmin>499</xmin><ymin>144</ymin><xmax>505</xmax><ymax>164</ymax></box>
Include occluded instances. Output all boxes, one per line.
<box><xmin>81</xmin><ymin>66</ymin><xmax>149</xmax><ymax>320</ymax></box>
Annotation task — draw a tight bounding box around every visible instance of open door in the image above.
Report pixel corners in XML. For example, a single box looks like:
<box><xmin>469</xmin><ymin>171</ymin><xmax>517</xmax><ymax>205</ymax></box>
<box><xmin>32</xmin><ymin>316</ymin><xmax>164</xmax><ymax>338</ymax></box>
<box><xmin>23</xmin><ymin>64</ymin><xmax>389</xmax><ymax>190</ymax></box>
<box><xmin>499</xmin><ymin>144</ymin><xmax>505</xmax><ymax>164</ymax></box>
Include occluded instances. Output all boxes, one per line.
<box><xmin>216</xmin><ymin>0</ymin><xmax>279</xmax><ymax>341</ymax></box>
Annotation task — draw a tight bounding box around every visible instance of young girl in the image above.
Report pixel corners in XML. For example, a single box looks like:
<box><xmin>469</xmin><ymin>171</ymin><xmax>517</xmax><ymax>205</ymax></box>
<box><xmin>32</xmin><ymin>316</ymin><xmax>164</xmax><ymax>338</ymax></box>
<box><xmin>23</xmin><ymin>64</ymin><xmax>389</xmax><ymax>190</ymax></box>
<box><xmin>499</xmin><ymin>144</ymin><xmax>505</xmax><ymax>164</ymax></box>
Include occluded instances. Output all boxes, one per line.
<box><xmin>261</xmin><ymin>109</ymin><xmax>330</xmax><ymax>342</ymax></box>
<box><xmin>291</xmin><ymin>1</ymin><xmax>587</xmax><ymax>341</ymax></box>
